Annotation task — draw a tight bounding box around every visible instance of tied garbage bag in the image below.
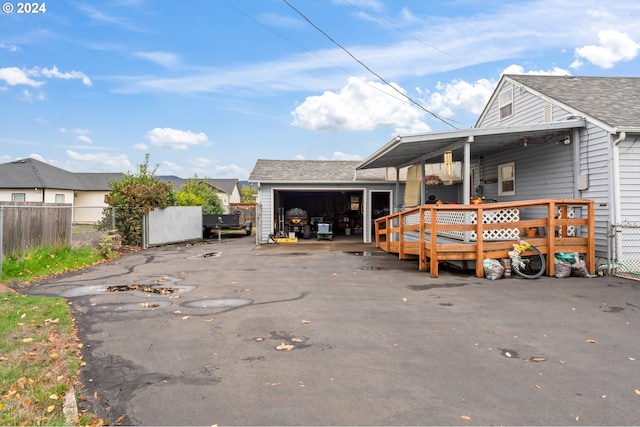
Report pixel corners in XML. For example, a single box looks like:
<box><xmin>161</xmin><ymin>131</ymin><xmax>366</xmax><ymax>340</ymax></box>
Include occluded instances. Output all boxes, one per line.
<box><xmin>554</xmin><ymin>252</ymin><xmax>574</xmax><ymax>278</ymax></box>
<box><xmin>571</xmin><ymin>253</ymin><xmax>590</xmax><ymax>278</ymax></box>
<box><xmin>483</xmin><ymin>259</ymin><xmax>504</xmax><ymax>280</ymax></box>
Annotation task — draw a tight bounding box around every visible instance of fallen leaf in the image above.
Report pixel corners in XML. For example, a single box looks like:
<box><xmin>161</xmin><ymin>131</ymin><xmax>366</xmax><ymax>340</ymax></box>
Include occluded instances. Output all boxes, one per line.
<box><xmin>173</xmin><ymin>310</ymin><xmax>182</xmax><ymax>314</ymax></box>
<box><xmin>20</xmin><ymin>313</ymin><xmax>26</xmax><ymax>319</ymax></box>
<box><xmin>291</xmin><ymin>338</ymin><xmax>304</xmax><ymax>343</ymax></box>
<box><xmin>629</xmin><ymin>357</ymin><xmax>636</xmax><ymax>361</ymax></box>
<box><xmin>94</xmin><ymin>391</ymin><xmax>98</xmax><ymax>399</ymax></box>
<box><xmin>22</xmin><ymin>399</ymin><xmax>31</xmax><ymax>408</ymax></box>
<box><xmin>531</xmin><ymin>357</ymin><xmax>546</xmax><ymax>362</ymax></box>
<box><xmin>49</xmin><ymin>352</ymin><xmax>58</xmax><ymax>359</ymax></box>
<box><xmin>276</xmin><ymin>343</ymin><xmax>294</xmax><ymax>351</ymax></box>
<box><xmin>47</xmin><ymin>405</ymin><xmax>55</xmax><ymax>413</ymax></box>
<box><xmin>535</xmin><ymin>384</ymin><xmax>542</xmax><ymax>389</ymax></box>
<box><xmin>204</xmin><ymin>318</ymin><xmax>214</xmax><ymax>322</ymax></box>
<box><xmin>402</xmin><ymin>297</ymin><xmax>408</xmax><ymax>303</ymax></box>
<box><xmin>460</xmin><ymin>415</ymin><xmax>471</xmax><ymax>420</ymax></box>
<box><xmin>585</xmin><ymin>339</ymin><xmax>597</xmax><ymax>344</ymax></box>
<box><xmin>301</xmin><ymin>320</ymin><xmax>311</xmax><ymax>324</ymax></box>
<box><xmin>49</xmin><ymin>394</ymin><xmax>59</xmax><ymax>400</ymax></box>
<box><xmin>634</xmin><ymin>389</ymin><xmax>640</xmax><ymax>395</ymax></box>
<box><xmin>182</xmin><ymin>316</ymin><xmax>190</xmax><ymax>320</ymax></box>
<box><xmin>22</xmin><ymin>338</ymin><xmax>33</xmax><ymax>343</ymax></box>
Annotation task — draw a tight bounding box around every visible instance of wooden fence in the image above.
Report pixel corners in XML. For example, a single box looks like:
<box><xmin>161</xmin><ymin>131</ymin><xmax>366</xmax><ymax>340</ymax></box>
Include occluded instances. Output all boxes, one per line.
<box><xmin>1</xmin><ymin>203</ymin><xmax>72</xmax><ymax>257</ymax></box>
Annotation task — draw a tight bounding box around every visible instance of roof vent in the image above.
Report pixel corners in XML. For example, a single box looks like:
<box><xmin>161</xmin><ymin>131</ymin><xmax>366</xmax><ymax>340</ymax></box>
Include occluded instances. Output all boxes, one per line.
<box><xmin>543</xmin><ymin>104</ymin><xmax>552</xmax><ymax>123</ymax></box>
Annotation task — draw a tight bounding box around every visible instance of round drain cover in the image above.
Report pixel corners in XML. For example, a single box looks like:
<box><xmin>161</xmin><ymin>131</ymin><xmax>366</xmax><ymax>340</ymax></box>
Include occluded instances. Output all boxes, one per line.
<box><xmin>183</xmin><ymin>298</ymin><xmax>253</xmax><ymax>308</ymax></box>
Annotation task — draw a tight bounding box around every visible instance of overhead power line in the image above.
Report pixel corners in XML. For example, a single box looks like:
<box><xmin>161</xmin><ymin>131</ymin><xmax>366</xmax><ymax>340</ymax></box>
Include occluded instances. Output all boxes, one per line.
<box><xmin>282</xmin><ymin>0</ymin><xmax>458</xmax><ymax>129</ymax></box>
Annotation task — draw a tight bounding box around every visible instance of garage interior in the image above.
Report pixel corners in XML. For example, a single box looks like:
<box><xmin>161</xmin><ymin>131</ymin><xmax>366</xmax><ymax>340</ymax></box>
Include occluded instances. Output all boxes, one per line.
<box><xmin>274</xmin><ymin>190</ymin><xmax>389</xmax><ymax>239</ymax></box>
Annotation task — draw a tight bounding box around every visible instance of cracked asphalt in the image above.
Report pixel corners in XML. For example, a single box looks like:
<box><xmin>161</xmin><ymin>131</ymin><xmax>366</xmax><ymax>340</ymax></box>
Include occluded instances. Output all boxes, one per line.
<box><xmin>24</xmin><ymin>236</ymin><xmax>640</xmax><ymax>426</ymax></box>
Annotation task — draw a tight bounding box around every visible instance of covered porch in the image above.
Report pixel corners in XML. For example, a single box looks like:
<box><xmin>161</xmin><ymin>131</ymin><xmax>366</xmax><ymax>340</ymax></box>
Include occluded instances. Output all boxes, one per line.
<box><xmin>374</xmin><ymin>198</ymin><xmax>595</xmax><ymax>278</ymax></box>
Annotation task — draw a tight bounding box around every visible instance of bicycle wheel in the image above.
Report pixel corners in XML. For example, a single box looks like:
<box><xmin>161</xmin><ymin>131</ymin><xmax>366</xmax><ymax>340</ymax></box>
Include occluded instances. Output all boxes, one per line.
<box><xmin>511</xmin><ymin>245</ymin><xmax>546</xmax><ymax>279</ymax></box>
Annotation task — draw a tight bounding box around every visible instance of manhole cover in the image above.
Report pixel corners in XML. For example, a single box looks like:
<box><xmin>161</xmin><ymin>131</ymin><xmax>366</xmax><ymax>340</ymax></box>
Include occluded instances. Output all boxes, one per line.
<box><xmin>188</xmin><ymin>251</ymin><xmax>222</xmax><ymax>259</ymax></box>
<box><xmin>183</xmin><ymin>298</ymin><xmax>253</xmax><ymax>309</ymax></box>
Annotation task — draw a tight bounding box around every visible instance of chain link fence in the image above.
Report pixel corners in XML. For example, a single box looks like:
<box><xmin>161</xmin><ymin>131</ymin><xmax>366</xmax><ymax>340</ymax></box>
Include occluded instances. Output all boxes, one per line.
<box><xmin>607</xmin><ymin>222</ymin><xmax>640</xmax><ymax>281</ymax></box>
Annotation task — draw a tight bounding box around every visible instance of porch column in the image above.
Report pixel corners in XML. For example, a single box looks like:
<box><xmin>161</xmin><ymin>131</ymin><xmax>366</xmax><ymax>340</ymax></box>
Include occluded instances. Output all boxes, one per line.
<box><xmin>463</xmin><ymin>136</ymin><xmax>472</xmax><ymax>204</ymax></box>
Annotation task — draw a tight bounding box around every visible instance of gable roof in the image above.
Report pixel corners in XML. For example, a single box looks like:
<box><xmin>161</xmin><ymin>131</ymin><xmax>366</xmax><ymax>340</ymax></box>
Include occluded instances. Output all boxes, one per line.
<box><xmin>495</xmin><ymin>75</ymin><xmax>640</xmax><ymax>131</ymax></box>
<box><xmin>249</xmin><ymin>159</ymin><xmax>387</xmax><ymax>183</ymax></box>
<box><xmin>0</xmin><ymin>158</ymin><xmax>121</xmax><ymax>191</ymax></box>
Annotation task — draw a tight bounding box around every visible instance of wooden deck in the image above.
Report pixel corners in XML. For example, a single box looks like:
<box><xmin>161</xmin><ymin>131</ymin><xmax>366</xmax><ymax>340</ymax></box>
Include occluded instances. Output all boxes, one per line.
<box><xmin>374</xmin><ymin>199</ymin><xmax>595</xmax><ymax>278</ymax></box>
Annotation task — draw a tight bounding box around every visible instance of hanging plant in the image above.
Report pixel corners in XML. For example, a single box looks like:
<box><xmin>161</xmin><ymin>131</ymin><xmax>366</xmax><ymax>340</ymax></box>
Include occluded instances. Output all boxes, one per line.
<box><xmin>422</xmin><ymin>175</ymin><xmax>442</xmax><ymax>186</ymax></box>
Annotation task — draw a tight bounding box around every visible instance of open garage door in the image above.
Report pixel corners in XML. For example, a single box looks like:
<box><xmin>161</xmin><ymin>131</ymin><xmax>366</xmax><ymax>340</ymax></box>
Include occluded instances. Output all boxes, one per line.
<box><xmin>274</xmin><ymin>190</ymin><xmax>364</xmax><ymax>240</ymax></box>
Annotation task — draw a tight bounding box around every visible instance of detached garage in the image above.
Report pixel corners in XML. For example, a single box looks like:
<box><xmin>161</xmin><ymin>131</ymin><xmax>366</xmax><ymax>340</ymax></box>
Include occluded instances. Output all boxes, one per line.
<box><xmin>249</xmin><ymin>160</ymin><xmax>401</xmax><ymax>244</ymax></box>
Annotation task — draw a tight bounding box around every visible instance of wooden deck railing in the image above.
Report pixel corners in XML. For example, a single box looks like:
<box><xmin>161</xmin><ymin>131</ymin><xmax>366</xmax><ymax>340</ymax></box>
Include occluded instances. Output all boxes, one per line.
<box><xmin>374</xmin><ymin>199</ymin><xmax>595</xmax><ymax>278</ymax></box>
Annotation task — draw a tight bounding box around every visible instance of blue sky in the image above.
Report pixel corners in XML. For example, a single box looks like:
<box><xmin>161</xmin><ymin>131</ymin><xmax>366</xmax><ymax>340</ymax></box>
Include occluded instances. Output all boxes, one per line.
<box><xmin>2</xmin><ymin>0</ymin><xmax>639</xmax><ymax>179</ymax></box>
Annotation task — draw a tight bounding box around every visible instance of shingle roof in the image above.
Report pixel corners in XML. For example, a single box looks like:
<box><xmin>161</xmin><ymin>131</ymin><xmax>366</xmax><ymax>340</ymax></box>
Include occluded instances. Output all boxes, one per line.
<box><xmin>0</xmin><ymin>158</ymin><xmax>84</xmax><ymax>189</ymax></box>
<box><xmin>507</xmin><ymin>75</ymin><xmax>640</xmax><ymax>129</ymax></box>
<box><xmin>156</xmin><ymin>176</ymin><xmax>236</xmax><ymax>195</ymax></box>
<box><xmin>249</xmin><ymin>159</ymin><xmax>387</xmax><ymax>183</ymax></box>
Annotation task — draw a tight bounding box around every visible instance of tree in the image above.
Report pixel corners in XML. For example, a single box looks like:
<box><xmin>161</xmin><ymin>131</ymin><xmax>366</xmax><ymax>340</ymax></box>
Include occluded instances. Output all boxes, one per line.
<box><xmin>104</xmin><ymin>154</ymin><xmax>175</xmax><ymax>246</ymax></box>
<box><xmin>240</xmin><ymin>184</ymin><xmax>258</xmax><ymax>203</ymax></box>
<box><xmin>175</xmin><ymin>178</ymin><xmax>224</xmax><ymax>215</ymax></box>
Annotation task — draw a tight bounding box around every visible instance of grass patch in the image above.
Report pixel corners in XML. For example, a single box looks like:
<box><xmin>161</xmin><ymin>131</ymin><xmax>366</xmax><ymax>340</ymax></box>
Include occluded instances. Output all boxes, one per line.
<box><xmin>1</xmin><ymin>246</ymin><xmax>107</xmax><ymax>285</ymax></box>
<box><xmin>0</xmin><ymin>245</ymin><xmax>118</xmax><ymax>425</ymax></box>
<box><xmin>0</xmin><ymin>292</ymin><xmax>92</xmax><ymax>425</ymax></box>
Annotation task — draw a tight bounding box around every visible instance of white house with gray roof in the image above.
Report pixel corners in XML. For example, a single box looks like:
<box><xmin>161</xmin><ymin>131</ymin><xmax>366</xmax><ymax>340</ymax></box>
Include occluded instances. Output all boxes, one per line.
<box><xmin>358</xmin><ymin>74</ymin><xmax>640</xmax><ymax>261</ymax></box>
<box><xmin>0</xmin><ymin>158</ymin><xmax>242</xmax><ymax>223</ymax></box>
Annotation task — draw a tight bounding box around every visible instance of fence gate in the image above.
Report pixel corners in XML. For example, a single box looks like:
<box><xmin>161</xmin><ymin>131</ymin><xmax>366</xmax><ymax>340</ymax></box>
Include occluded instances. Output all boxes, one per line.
<box><xmin>609</xmin><ymin>222</ymin><xmax>640</xmax><ymax>281</ymax></box>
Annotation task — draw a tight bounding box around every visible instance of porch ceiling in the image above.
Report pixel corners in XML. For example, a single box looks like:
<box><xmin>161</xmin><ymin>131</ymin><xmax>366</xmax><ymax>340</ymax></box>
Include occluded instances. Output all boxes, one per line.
<box><xmin>357</xmin><ymin>119</ymin><xmax>586</xmax><ymax>170</ymax></box>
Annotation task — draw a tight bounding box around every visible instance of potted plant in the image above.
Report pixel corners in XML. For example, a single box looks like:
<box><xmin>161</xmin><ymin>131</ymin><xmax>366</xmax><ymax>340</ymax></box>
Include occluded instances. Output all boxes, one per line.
<box><xmin>525</xmin><ymin>227</ymin><xmax>537</xmax><ymax>238</ymax></box>
<box><xmin>422</xmin><ymin>175</ymin><xmax>441</xmax><ymax>186</ymax></box>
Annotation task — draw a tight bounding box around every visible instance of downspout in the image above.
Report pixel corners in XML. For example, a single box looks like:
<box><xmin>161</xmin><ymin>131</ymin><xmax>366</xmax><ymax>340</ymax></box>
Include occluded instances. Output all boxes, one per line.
<box><xmin>572</xmin><ymin>128</ymin><xmax>581</xmax><ymax>198</ymax></box>
<box><xmin>612</xmin><ymin>131</ymin><xmax>626</xmax><ymax>226</ymax></box>
<box><xmin>611</xmin><ymin>131</ymin><xmax>626</xmax><ymax>274</ymax></box>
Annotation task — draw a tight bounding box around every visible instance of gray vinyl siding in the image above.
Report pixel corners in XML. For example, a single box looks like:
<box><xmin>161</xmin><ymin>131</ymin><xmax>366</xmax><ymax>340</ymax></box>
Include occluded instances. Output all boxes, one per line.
<box><xmin>618</xmin><ymin>137</ymin><xmax>640</xmax><ymax>222</ymax></box>
<box><xmin>577</xmin><ymin>125</ymin><xmax>614</xmax><ymax>256</ymax></box>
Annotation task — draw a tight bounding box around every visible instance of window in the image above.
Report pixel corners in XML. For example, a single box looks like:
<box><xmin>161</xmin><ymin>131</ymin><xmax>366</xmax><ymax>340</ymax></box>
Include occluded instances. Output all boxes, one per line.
<box><xmin>499</xmin><ymin>88</ymin><xmax>513</xmax><ymax>120</ymax></box>
<box><xmin>12</xmin><ymin>193</ymin><xmax>26</xmax><ymax>202</ymax></box>
<box><xmin>498</xmin><ymin>162</ymin><xmax>515</xmax><ymax>196</ymax></box>
<box><xmin>55</xmin><ymin>194</ymin><xmax>65</xmax><ymax>203</ymax></box>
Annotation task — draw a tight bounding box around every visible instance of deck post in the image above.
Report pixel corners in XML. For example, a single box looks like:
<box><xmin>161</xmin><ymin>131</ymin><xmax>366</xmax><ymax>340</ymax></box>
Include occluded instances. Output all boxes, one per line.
<box><xmin>475</xmin><ymin>207</ymin><xmax>485</xmax><ymax>278</ymax></box>
<box><xmin>419</xmin><ymin>207</ymin><xmax>426</xmax><ymax>271</ymax></box>
<box><xmin>587</xmin><ymin>200</ymin><xmax>595</xmax><ymax>274</ymax></box>
<box><xmin>429</xmin><ymin>207</ymin><xmax>438</xmax><ymax>277</ymax></box>
<box><xmin>547</xmin><ymin>201</ymin><xmax>557</xmax><ymax>276</ymax></box>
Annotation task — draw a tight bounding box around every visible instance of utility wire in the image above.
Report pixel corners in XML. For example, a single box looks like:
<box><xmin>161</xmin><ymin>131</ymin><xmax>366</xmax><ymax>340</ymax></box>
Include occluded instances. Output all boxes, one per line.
<box><xmin>220</xmin><ymin>0</ymin><xmax>412</xmax><ymax>108</ymax></box>
<box><xmin>339</xmin><ymin>0</ymin><xmax>461</xmax><ymax>62</ymax></box>
<box><xmin>282</xmin><ymin>0</ymin><xmax>458</xmax><ymax>129</ymax></box>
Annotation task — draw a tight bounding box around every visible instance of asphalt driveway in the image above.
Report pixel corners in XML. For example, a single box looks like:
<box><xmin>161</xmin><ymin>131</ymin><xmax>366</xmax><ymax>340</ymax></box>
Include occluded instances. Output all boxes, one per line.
<box><xmin>24</xmin><ymin>236</ymin><xmax>640</xmax><ymax>426</ymax></box>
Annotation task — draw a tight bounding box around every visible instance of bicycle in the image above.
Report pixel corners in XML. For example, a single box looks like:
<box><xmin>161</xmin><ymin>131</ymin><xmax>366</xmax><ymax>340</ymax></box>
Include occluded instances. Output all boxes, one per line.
<box><xmin>509</xmin><ymin>240</ymin><xmax>546</xmax><ymax>279</ymax></box>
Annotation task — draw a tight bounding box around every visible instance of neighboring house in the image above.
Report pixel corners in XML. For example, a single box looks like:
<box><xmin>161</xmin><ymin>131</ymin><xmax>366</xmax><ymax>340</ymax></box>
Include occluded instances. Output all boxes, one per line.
<box><xmin>0</xmin><ymin>158</ymin><xmax>120</xmax><ymax>223</ymax></box>
<box><xmin>248</xmin><ymin>159</ymin><xmax>399</xmax><ymax>244</ymax></box>
<box><xmin>357</xmin><ymin>75</ymin><xmax>640</xmax><ymax>261</ymax></box>
<box><xmin>0</xmin><ymin>158</ymin><xmax>242</xmax><ymax>222</ymax></box>
<box><xmin>157</xmin><ymin>177</ymin><xmax>241</xmax><ymax>211</ymax></box>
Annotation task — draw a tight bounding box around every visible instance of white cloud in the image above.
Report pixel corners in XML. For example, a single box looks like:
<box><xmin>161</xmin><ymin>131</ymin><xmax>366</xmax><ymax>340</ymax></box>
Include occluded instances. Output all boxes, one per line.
<box><xmin>574</xmin><ymin>30</ymin><xmax>639</xmax><ymax>68</ymax></box>
<box><xmin>77</xmin><ymin>135</ymin><xmax>92</xmax><ymax>144</ymax></box>
<box><xmin>133</xmin><ymin>51</ymin><xmax>180</xmax><ymax>68</ymax></box>
<box><xmin>144</xmin><ymin>127</ymin><xmax>210</xmax><ymax>151</ymax></box>
<box><xmin>0</xmin><ymin>67</ymin><xmax>43</xmax><ymax>87</ymax></box>
<box><xmin>0</xmin><ymin>43</ymin><xmax>18</xmax><ymax>52</ymax></box>
<box><xmin>65</xmin><ymin>150</ymin><xmax>133</xmax><ymax>172</ymax></box>
<box><xmin>426</xmin><ymin>79</ymin><xmax>496</xmax><ymax>117</ymax></box>
<box><xmin>501</xmin><ymin>64</ymin><xmax>571</xmax><ymax>76</ymax></box>
<box><xmin>291</xmin><ymin>77</ymin><xmax>426</xmax><ymax>131</ymax></box>
<box><xmin>133</xmin><ymin>142</ymin><xmax>149</xmax><ymax>150</ymax></box>
<box><xmin>39</xmin><ymin>66</ymin><xmax>93</xmax><ymax>86</ymax></box>
<box><xmin>330</xmin><ymin>151</ymin><xmax>362</xmax><ymax>161</ymax></box>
